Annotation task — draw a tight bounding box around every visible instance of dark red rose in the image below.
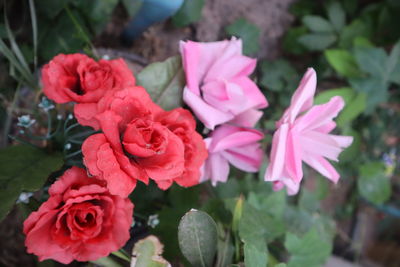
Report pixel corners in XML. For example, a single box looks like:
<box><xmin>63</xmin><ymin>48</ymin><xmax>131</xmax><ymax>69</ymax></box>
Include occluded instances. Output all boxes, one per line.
<box><xmin>23</xmin><ymin>167</ymin><xmax>133</xmax><ymax>264</ymax></box>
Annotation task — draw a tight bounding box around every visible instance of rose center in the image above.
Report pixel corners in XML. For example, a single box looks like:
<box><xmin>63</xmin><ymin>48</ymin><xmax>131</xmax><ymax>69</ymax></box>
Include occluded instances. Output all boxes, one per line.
<box><xmin>122</xmin><ymin>119</ymin><xmax>169</xmax><ymax>158</ymax></box>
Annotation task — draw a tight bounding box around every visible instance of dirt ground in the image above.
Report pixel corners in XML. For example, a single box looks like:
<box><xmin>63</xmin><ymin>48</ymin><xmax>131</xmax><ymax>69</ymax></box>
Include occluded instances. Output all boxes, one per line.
<box><xmin>97</xmin><ymin>0</ymin><xmax>296</xmax><ymax>63</ymax></box>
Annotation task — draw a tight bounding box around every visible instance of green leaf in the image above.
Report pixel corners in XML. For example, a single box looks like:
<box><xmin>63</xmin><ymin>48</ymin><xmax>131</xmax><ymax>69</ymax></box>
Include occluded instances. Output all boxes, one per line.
<box><xmin>357</xmin><ymin>162</ymin><xmax>391</xmax><ymax>205</ymax></box>
<box><xmin>131</xmin><ymin>236</ymin><xmax>171</xmax><ymax>267</ymax></box>
<box><xmin>298</xmin><ymin>33</ymin><xmax>336</xmax><ymax>51</ymax></box>
<box><xmin>302</xmin><ymin>15</ymin><xmax>334</xmax><ymax>33</ymax></box>
<box><xmin>225</xmin><ymin>18</ymin><xmax>261</xmax><ymax>55</ymax></box>
<box><xmin>339</xmin><ymin>19</ymin><xmax>371</xmax><ymax>48</ymax></box>
<box><xmin>283</xmin><ymin>26</ymin><xmax>308</xmax><ymax>55</ymax></box>
<box><xmin>337</xmin><ymin>92</ymin><xmax>366</xmax><ymax>127</ymax></box>
<box><xmin>0</xmin><ymin>145</ymin><xmax>63</xmax><ymax>221</ymax></box>
<box><xmin>324</xmin><ymin>49</ymin><xmax>361</xmax><ymax>78</ymax></box>
<box><xmin>232</xmin><ymin>196</ymin><xmax>244</xmax><ymax>233</ymax></box>
<box><xmin>73</xmin><ymin>0</ymin><xmax>119</xmax><ymax>34</ymax></box>
<box><xmin>349</xmin><ymin>77</ymin><xmax>388</xmax><ymax>113</ymax></box>
<box><xmin>285</xmin><ymin>228</ymin><xmax>332</xmax><ymax>267</ymax></box>
<box><xmin>327</xmin><ymin>2</ymin><xmax>345</xmax><ymax>32</ymax></box>
<box><xmin>259</xmin><ymin>59</ymin><xmax>299</xmax><ymax>92</ymax></box>
<box><xmin>121</xmin><ymin>0</ymin><xmax>143</xmax><ymax>18</ymax></box>
<box><xmin>38</xmin><ymin>11</ymin><xmax>88</xmax><ymax>60</ymax></box>
<box><xmin>178</xmin><ymin>210</ymin><xmax>218</xmax><ymax>267</ymax></box>
<box><xmin>353</xmin><ymin>36</ymin><xmax>374</xmax><ymax>48</ymax></box>
<box><xmin>36</xmin><ymin>0</ymin><xmax>71</xmax><ymax>18</ymax></box>
<box><xmin>387</xmin><ymin>40</ymin><xmax>400</xmax><ymax>85</ymax></box>
<box><xmin>354</xmin><ymin>47</ymin><xmax>388</xmax><ymax>78</ymax></box>
<box><xmin>172</xmin><ymin>0</ymin><xmax>205</xmax><ymax>27</ymax></box>
<box><xmin>239</xmin><ymin>202</ymin><xmax>285</xmax><ymax>246</ymax></box>
<box><xmin>244</xmin><ymin>242</ymin><xmax>268</xmax><ymax>267</ymax></box>
<box><xmin>137</xmin><ymin>56</ymin><xmax>185</xmax><ymax>110</ymax></box>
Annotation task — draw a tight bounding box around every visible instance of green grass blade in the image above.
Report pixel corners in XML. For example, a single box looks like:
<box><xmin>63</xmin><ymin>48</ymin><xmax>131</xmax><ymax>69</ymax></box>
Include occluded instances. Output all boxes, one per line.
<box><xmin>28</xmin><ymin>0</ymin><xmax>38</xmax><ymax>69</ymax></box>
<box><xmin>3</xmin><ymin>10</ymin><xmax>31</xmax><ymax>74</ymax></box>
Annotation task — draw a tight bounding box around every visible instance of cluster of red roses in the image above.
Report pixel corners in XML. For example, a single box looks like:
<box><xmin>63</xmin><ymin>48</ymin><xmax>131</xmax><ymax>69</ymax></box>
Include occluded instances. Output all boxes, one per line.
<box><xmin>23</xmin><ymin>53</ymin><xmax>207</xmax><ymax>264</ymax></box>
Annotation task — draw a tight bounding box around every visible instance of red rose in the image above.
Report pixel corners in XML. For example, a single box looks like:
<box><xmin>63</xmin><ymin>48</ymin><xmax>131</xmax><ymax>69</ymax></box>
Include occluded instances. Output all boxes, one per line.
<box><xmin>82</xmin><ymin>89</ymin><xmax>207</xmax><ymax>197</ymax></box>
<box><xmin>155</xmin><ymin>108</ymin><xmax>208</xmax><ymax>189</ymax></box>
<box><xmin>74</xmin><ymin>86</ymin><xmax>159</xmax><ymax>130</ymax></box>
<box><xmin>42</xmin><ymin>54</ymin><xmax>135</xmax><ymax>104</ymax></box>
<box><xmin>23</xmin><ymin>167</ymin><xmax>133</xmax><ymax>264</ymax></box>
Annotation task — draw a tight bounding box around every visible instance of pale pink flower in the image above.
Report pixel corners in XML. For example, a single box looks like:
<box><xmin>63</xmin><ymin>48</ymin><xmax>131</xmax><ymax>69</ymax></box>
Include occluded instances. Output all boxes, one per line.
<box><xmin>180</xmin><ymin>38</ymin><xmax>268</xmax><ymax>130</ymax></box>
<box><xmin>264</xmin><ymin>68</ymin><xmax>353</xmax><ymax>195</ymax></box>
<box><xmin>201</xmin><ymin>125</ymin><xmax>264</xmax><ymax>186</ymax></box>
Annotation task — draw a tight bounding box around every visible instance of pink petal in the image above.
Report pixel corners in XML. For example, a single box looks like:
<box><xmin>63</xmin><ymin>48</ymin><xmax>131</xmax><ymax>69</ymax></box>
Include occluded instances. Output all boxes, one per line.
<box><xmin>294</xmin><ymin>96</ymin><xmax>344</xmax><ymax>132</ymax></box>
<box><xmin>285</xmin><ymin>129</ymin><xmax>303</xmax><ymax>183</ymax></box>
<box><xmin>231</xmin><ymin>76</ymin><xmax>268</xmax><ymax>110</ymax></box>
<box><xmin>208</xmin><ymin>153</ymin><xmax>230</xmax><ymax>186</ymax></box>
<box><xmin>230</xmin><ymin>109</ymin><xmax>264</xmax><ymax>127</ymax></box>
<box><xmin>183</xmin><ymin>87</ymin><xmax>234</xmax><ymax>129</ymax></box>
<box><xmin>211</xmin><ymin>127</ymin><xmax>264</xmax><ymax>153</ymax></box>
<box><xmin>222</xmin><ymin>143</ymin><xmax>263</xmax><ymax>172</ymax></box>
<box><xmin>314</xmin><ymin>121</ymin><xmax>336</xmax><ymax>133</ymax></box>
<box><xmin>302</xmin><ymin>153</ymin><xmax>340</xmax><ymax>183</ymax></box>
<box><xmin>205</xmin><ymin>55</ymin><xmax>256</xmax><ymax>81</ymax></box>
<box><xmin>287</xmin><ymin>68</ymin><xmax>317</xmax><ymax>123</ymax></box>
<box><xmin>300</xmin><ymin>131</ymin><xmax>344</xmax><ymax>162</ymax></box>
<box><xmin>265</xmin><ymin>123</ymin><xmax>289</xmax><ymax>182</ymax></box>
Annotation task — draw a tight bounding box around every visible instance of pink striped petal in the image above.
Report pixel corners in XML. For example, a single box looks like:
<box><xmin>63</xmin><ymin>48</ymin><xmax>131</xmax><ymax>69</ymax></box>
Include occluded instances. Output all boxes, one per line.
<box><xmin>302</xmin><ymin>154</ymin><xmax>340</xmax><ymax>183</ymax></box>
<box><xmin>294</xmin><ymin>96</ymin><xmax>344</xmax><ymax>132</ymax></box>
<box><xmin>287</xmin><ymin>68</ymin><xmax>317</xmax><ymax>123</ymax></box>
<box><xmin>265</xmin><ymin>123</ymin><xmax>289</xmax><ymax>182</ymax></box>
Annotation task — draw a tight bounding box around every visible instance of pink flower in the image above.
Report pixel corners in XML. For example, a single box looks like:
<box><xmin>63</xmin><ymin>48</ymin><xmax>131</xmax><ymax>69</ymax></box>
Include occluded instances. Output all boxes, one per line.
<box><xmin>201</xmin><ymin>125</ymin><xmax>264</xmax><ymax>186</ymax></box>
<box><xmin>264</xmin><ymin>68</ymin><xmax>353</xmax><ymax>195</ymax></box>
<box><xmin>180</xmin><ymin>38</ymin><xmax>268</xmax><ymax>130</ymax></box>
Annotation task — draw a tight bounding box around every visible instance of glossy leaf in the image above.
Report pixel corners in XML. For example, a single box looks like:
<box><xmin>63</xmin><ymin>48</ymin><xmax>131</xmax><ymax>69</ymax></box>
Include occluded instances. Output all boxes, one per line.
<box><xmin>0</xmin><ymin>145</ymin><xmax>63</xmax><ymax>221</ymax></box>
<box><xmin>178</xmin><ymin>210</ymin><xmax>218</xmax><ymax>267</ymax></box>
<box><xmin>324</xmin><ymin>49</ymin><xmax>361</xmax><ymax>78</ymax></box>
<box><xmin>137</xmin><ymin>56</ymin><xmax>185</xmax><ymax>110</ymax></box>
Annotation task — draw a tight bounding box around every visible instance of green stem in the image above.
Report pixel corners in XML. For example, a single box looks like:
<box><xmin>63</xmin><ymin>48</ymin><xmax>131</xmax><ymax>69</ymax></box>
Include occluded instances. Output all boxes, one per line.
<box><xmin>45</xmin><ymin>110</ymin><xmax>52</xmax><ymax>138</ymax></box>
<box><xmin>111</xmin><ymin>250</ymin><xmax>131</xmax><ymax>262</ymax></box>
<box><xmin>65</xmin><ymin>149</ymin><xmax>82</xmax><ymax>158</ymax></box>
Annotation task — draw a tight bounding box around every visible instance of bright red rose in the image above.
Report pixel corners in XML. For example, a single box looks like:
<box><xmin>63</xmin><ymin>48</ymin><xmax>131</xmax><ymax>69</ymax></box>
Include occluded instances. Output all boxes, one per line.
<box><xmin>155</xmin><ymin>108</ymin><xmax>208</xmax><ymax>189</ymax></box>
<box><xmin>23</xmin><ymin>167</ymin><xmax>133</xmax><ymax>264</ymax></box>
<box><xmin>74</xmin><ymin>86</ymin><xmax>157</xmax><ymax>130</ymax></box>
<box><xmin>42</xmin><ymin>53</ymin><xmax>135</xmax><ymax>104</ymax></box>
<box><xmin>82</xmin><ymin>90</ymin><xmax>206</xmax><ymax>197</ymax></box>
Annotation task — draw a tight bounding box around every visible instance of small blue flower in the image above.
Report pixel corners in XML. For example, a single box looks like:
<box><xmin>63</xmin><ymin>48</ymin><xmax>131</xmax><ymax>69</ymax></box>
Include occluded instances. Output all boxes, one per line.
<box><xmin>147</xmin><ymin>214</ymin><xmax>160</xmax><ymax>228</ymax></box>
<box><xmin>17</xmin><ymin>192</ymin><xmax>34</xmax><ymax>204</ymax></box>
<box><xmin>17</xmin><ymin>115</ymin><xmax>36</xmax><ymax>128</ymax></box>
<box><xmin>38</xmin><ymin>97</ymin><xmax>55</xmax><ymax>111</ymax></box>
